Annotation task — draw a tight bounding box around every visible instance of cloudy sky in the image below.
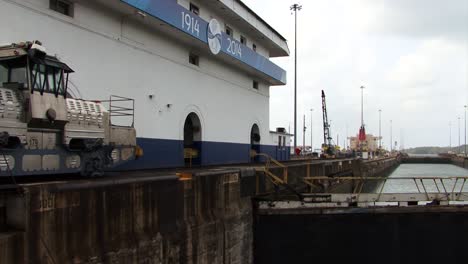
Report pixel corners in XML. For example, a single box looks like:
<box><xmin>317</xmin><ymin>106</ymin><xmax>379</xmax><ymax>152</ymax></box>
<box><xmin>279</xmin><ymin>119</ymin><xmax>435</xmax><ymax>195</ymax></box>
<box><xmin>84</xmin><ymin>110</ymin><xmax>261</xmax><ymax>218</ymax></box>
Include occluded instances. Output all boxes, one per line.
<box><xmin>243</xmin><ymin>0</ymin><xmax>468</xmax><ymax>149</ymax></box>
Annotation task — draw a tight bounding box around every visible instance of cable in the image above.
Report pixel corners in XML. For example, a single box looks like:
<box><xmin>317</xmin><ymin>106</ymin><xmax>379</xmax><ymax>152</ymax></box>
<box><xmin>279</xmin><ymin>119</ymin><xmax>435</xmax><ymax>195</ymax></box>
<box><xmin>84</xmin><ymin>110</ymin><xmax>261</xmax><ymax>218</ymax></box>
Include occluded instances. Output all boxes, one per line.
<box><xmin>67</xmin><ymin>79</ymin><xmax>83</xmax><ymax>99</ymax></box>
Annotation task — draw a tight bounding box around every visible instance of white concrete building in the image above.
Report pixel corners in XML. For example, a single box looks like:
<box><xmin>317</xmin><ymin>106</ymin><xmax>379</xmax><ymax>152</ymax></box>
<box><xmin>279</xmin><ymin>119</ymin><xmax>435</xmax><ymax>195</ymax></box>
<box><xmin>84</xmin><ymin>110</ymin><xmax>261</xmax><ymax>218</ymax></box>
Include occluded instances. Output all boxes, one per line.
<box><xmin>0</xmin><ymin>0</ymin><xmax>290</xmax><ymax>168</ymax></box>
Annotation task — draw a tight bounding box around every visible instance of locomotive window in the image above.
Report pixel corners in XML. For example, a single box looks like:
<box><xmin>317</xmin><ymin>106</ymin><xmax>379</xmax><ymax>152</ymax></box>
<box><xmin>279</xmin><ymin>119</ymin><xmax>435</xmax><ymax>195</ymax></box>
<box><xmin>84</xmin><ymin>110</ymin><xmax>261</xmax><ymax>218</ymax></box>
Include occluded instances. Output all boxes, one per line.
<box><xmin>0</xmin><ymin>57</ymin><xmax>27</xmax><ymax>85</ymax></box>
<box><xmin>10</xmin><ymin>67</ymin><xmax>26</xmax><ymax>84</ymax></box>
<box><xmin>31</xmin><ymin>64</ymin><xmax>65</xmax><ymax>96</ymax></box>
<box><xmin>31</xmin><ymin>64</ymin><xmax>46</xmax><ymax>92</ymax></box>
<box><xmin>49</xmin><ymin>68</ymin><xmax>65</xmax><ymax>95</ymax></box>
<box><xmin>0</xmin><ymin>62</ymin><xmax>27</xmax><ymax>86</ymax></box>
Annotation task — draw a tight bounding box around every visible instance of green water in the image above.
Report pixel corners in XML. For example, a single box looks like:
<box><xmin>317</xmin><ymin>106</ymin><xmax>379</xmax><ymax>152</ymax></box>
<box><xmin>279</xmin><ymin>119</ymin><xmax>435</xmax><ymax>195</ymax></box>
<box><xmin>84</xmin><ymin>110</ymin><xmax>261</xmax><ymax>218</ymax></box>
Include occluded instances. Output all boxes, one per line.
<box><xmin>382</xmin><ymin>164</ymin><xmax>468</xmax><ymax>193</ymax></box>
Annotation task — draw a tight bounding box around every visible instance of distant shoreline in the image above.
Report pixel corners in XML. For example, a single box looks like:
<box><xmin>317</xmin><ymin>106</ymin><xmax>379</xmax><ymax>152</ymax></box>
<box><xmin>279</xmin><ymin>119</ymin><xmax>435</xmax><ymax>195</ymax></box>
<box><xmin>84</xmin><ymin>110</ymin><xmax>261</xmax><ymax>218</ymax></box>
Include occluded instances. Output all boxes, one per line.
<box><xmin>404</xmin><ymin>145</ymin><xmax>467</xmax><ymax>155</ymax></box>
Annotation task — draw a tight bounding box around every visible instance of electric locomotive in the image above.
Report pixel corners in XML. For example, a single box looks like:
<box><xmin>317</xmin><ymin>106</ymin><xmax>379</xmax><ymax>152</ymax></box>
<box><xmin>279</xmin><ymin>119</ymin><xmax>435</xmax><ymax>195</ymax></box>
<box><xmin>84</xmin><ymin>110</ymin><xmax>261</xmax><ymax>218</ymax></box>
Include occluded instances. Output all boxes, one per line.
<box><xmin>0</xmin><ymin>41</ymin><xmax>137</xmax><ymax>177</ymax></box>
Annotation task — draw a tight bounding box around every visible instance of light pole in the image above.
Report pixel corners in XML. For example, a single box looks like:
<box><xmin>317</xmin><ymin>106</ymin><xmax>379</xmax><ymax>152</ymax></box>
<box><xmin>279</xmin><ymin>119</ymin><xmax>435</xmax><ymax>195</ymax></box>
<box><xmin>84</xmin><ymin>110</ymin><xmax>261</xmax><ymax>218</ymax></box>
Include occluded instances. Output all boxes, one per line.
<box><xmin>290</xmin><ymin>3</ymin><xmax>302</xmax><ymax>153</ymax></box>
<box><xmin>346</xmin><ymin>124</ymin><xmax>348</xmax><ymax>149</ymax></box>
<box><xmin>390</xmin><ymin>120</ymin><xmax>393</xmax><ymax>152</ymax></box>
<box><xmin>310</xmin><ymin>108</ymin><xmax>313</xmax><ymax>151</ymax></box>
<box><xmin>465</xmin><ymin>105</ymin><xmax>467</xmax><ymax>156</ymax></box>
<box><xmin>303</xmin><ymin>114</ymin><xmax>306</xmax><ymax>153</ymax></box>
<box><xmin>449</xmin><ymin>122</ymin><xmax>452</xmax><ymax>150</ymax></box>
<box><xmin>360</xmin><ymin>86</ymin><xmax>365</xmax><ymax>127</ymax></box>
<box><xmin>378</xmin><ymin>109</ymin><xmax>382</xmax><ymax>149</ymax></box>
<box><xmin>458</xmin><ymin>117</ymin><xmax>461</xmax><ymax>154</ymax></box>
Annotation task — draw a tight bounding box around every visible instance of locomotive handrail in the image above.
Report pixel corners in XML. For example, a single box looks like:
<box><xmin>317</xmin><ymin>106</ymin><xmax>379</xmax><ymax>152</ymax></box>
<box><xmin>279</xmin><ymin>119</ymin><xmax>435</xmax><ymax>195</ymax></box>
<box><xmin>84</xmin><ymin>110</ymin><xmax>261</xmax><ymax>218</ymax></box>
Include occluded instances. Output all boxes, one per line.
<box><xmin>101</xmin><ymin>95</ymin><xmax>135</xmax><ymax>127</ymax></box>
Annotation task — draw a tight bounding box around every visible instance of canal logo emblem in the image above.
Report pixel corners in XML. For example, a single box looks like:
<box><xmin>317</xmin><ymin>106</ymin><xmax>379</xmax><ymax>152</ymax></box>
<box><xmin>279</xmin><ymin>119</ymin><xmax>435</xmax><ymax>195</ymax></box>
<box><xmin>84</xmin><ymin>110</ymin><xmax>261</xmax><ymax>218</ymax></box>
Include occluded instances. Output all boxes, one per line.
<box><xmin>208</xmin><ymin>19</ymin><xmax>222</xmax><ymax>55</ymax></box>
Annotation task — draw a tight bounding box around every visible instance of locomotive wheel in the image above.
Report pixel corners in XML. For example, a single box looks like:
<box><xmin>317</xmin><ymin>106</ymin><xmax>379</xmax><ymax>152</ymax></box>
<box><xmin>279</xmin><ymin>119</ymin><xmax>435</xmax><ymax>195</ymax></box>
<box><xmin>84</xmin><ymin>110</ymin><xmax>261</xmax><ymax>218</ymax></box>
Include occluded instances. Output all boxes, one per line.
<box><xmin>0</xmin><ymin>132</ymin><xmax>9</xmax><ymax>147</ymax></box>
<box><xmin>81</xmin><ymin>154</ymin><xmax>105</xmax><ymax>177</ymax></box>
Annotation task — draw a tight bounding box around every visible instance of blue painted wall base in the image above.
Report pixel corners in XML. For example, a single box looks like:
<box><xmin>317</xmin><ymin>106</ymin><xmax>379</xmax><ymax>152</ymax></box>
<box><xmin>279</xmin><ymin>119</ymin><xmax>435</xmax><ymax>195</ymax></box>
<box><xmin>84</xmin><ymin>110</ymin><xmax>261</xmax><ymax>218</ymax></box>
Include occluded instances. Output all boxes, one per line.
<box><xmin>121</xmin><ymin>137</ymin><xmax>290</xmax><ymax>170</ymax></box>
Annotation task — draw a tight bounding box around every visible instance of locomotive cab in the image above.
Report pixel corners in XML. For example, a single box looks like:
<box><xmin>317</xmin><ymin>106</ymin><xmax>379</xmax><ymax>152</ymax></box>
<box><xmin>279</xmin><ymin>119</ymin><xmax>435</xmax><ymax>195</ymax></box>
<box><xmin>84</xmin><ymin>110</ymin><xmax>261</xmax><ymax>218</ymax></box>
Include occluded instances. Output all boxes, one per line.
<box><xmin>0</xmin><ymin>42</ymin><xmax>75</xmax><ymax>146</ymax></box>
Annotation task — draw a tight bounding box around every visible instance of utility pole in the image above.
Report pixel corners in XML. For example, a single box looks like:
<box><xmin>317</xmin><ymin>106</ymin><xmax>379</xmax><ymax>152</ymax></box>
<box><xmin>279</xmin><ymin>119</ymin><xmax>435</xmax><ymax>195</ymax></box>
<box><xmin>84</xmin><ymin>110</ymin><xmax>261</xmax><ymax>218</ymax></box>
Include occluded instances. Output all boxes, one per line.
<box><xmin>303</xmin><ymin>114</ymin><xmax>306</xmax><ymax>153</ymax></box>
<box><xmin>465</xmin><ymin>105</ymin><xmax>467</xmax><ymax>157</ymax></box>
<box><xmin>449</xmin><ymin>122</ymin><xmax>452</xmax><ymax>150</ymax></box>
<box><xmin>458</xmin><ymin>117</ymin><xmax>461</xmax><ymax>154</ymax></box>
<box><xmin>346</xmin><ymin>124</ymin><xmax>348</xmax><ymax>149</ymax></box>
<box><xmin>360</xmin><ymin>86</ymin><xmax>365</xmax><ymax>127</ymax></box>
<box><xmin>378</xmin><ymin>109</ymin><xmax>382</xmax><ymax>149</ymax></box>
<box><xmin>390</xmin><ymin>120</ymin><xmax>393</xmax><ymax>152</ymax></box>
<box><xmin>465</xmin><ymin>105</ymin><xmax>467</xmax><ymax>156</ymax></box>
<box><xmin>290</xmin><ymin>3</ymin><xmax>302</xmax><ymax>153</ymax></box>
<box><xmin>310</xmin><ymin>108</ymin><xmax>313</xmax><ymax>151</ymax></box>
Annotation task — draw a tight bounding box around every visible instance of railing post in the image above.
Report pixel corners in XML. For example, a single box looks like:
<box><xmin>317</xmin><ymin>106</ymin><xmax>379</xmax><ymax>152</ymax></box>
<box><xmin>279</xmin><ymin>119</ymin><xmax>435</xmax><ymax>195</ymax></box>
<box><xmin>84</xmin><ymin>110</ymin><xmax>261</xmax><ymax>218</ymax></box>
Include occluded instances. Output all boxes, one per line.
<box><xmin>256</xmin><ymin>173</ymin><xmax>259</xmax><ymax>195</ymax></box>
<box><xmin>457</xmin><ymin>179</ymin><xmax>467</xmax><ymax>201</ymax></box>
<box><xmin>283</xmin><ymin>167</ymin><xmax>288</xmax><ymax>184</ymax></box>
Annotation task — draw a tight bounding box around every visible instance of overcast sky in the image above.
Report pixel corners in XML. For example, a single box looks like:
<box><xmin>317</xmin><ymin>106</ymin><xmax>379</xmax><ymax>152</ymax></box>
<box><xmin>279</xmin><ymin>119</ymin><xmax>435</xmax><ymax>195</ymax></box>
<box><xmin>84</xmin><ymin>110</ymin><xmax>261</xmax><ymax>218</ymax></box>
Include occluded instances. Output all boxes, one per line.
<box><xmin>243</xmin><ymin>0</ymin><xmax>468</xmax><ymax>149</ymax></box>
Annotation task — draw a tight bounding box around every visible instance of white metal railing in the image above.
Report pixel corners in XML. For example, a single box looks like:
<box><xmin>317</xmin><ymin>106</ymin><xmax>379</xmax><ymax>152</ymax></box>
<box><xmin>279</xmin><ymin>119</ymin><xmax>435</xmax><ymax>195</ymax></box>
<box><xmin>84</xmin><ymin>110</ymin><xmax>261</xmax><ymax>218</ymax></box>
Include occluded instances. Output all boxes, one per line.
<box><xmin>301</xmin><ymin>176</ymin><xmax>468</xmax><ymax>205</ymax></box>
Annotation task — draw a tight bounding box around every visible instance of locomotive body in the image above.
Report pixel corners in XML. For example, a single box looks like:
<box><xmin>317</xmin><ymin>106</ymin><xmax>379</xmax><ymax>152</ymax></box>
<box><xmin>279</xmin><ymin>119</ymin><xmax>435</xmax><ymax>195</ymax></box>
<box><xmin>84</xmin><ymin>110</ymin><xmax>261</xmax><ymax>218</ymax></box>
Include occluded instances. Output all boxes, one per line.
<box><xmin>0</xmin><ymin>41</ymin><xmax>137</xmax><ymax>177</ymax></box>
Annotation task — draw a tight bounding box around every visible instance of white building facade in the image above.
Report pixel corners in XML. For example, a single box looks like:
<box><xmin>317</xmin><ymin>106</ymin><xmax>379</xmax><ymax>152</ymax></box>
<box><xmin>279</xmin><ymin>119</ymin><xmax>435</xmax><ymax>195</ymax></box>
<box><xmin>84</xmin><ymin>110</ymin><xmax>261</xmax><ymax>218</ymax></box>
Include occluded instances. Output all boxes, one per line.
<box><xmin>0</xmin><ymin>0</ymin><xmax>290</xmax><ymax>168</ymax></box>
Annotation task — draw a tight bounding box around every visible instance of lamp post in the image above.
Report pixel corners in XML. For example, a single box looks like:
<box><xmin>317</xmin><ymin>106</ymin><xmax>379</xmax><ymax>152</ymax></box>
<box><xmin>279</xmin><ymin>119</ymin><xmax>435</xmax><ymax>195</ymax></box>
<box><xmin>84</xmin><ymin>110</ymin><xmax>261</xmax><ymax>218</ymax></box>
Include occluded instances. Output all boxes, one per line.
<box><xmin>458</xmin><ymin>117</ymin><xmax>461</xmax><ymax>154</ymax></box>
<box><xmin>390</xmin><ymin>120</ymin><xmax>393</xmax><ymax>152</ymax></box>
<box><xmin>360</xmin><ymin>86</ymin><xmax>365</xmax><ymax>127</ymax></box>
<box><xmin>303</xmin><ymin>114</ymin><xmax>306</xmax><ymax>153</ymax></box>
<box><xmin>290</xmin><ymin>3</ymin><xmax>302</xmax><ymax>153</ymax></box>
<box><xmin>378</xmin><ymin>109</ymin><xmax>382</xmax><ymax>150</ymax></box>
<box><xmin>310</xmin><ymin>108</ymin><xmax>313</xmax><ymax>151</ymax></box>
<box><xmin>346</xmin><ymin>124</ymin><xmax>348</xmax><ymax>149</ymax></box>
<box><xmin>465</xmin><ymin>105</ymin><xmax>467</xmax><ymax>156</ymax></box>
<box><xmin>449</xmin><ymin>122</ymin><xmax>452</xmax><ymax>150</ymax></box>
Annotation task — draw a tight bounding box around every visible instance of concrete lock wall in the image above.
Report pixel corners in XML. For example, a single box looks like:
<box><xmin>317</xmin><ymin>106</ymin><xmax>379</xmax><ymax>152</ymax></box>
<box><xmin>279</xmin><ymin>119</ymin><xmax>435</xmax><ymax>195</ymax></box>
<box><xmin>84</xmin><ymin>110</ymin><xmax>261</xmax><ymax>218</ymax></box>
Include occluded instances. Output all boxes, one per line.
<box><xmin>451</xmin><ymin>156</ymin><xmax>468</xmax><ymax>169</ymax></box>
<box><xmin>255</xmin><ymin>157</ymin><xmax>400</xmax><ymax>194</ymax></box>
<box><xmin>1</xmin><ymin>170</ymin><xmax>255</xmax><ymax>264</ymax></box>
<box><xmin>254</xmin><ymin>208</ymin><xmax>468</xmax><ymax>264</ymax></box>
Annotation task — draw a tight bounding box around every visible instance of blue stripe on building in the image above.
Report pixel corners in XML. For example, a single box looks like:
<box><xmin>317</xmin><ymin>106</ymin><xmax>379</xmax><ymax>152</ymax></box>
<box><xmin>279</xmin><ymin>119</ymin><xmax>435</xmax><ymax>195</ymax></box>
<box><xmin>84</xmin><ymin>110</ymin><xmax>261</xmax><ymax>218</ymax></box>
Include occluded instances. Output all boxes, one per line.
<box><xmin>121</xmin><ymin>137</ymin><xmax>290</xmax><ymax>170</ymax></box>
<box><xmin>120</xmin><ymin>0</ymin><xmax>286</xmax><ymax>84</ymax></box>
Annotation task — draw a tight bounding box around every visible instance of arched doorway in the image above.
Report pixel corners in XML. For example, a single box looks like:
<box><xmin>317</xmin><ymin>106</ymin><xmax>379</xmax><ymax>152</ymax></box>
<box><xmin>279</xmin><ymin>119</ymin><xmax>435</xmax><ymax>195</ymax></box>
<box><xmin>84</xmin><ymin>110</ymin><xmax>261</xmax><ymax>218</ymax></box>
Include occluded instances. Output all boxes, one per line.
<box><xmin>250</xmin><ymin>124</ymin><xmax>261</xmax><ymax>162</ymax></box>
<box><xmin>184</xmin><ymin>113</ymin><xmax>202</xmax><ymax>166</ymax></box>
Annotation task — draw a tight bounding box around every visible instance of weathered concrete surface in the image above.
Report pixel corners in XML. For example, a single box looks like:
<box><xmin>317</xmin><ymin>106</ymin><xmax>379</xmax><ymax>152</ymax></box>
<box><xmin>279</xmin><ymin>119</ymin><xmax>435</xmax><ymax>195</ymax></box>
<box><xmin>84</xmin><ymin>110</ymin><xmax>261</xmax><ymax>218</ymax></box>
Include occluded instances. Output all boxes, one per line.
<box><xmin>0</xmin><ymin>232</ymin><xmax>23</xmax><ymax>264</ymax></box>
<box><xmin>181</xmin><ymin>170</ymin><xmax>253</xmax><ymax>264</ymax></box>
<box><xmin>254</xmin><ymin>206</ymin><xmax>468</xmax><ymax>264</ymax></box>
<box><xmin>359</xmin><ymin>156</ymin><xmax>401</xmax><ymax>177</ymax></box>
<box><xmin>452</xmin><ymin>156</ymin><xmax>468</xmax><ymax>169</ymax></box>
<box><xmin>1</xmin><ymin>169</ymin><xmax>254</xmax><ymax>264</ymax></box>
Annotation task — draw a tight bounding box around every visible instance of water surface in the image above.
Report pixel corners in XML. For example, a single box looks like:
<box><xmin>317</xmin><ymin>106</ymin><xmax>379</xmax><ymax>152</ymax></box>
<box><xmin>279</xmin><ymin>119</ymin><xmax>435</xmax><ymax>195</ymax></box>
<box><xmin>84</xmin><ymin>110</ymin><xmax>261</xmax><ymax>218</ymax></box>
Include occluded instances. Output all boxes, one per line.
<box><xmin>382</xmin><ymin>164</ymin><xmax>468</xmax><ymax>193</ymax></box>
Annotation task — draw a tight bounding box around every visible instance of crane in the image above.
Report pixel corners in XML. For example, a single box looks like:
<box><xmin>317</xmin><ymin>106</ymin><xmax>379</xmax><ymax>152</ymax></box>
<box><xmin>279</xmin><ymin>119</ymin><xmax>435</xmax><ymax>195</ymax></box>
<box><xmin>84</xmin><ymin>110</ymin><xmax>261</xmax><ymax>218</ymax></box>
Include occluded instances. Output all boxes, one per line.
<box><xmin>321</xmin><ymin>90</ymin><xmax>335</xmax><ymax>157</ymax></box>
